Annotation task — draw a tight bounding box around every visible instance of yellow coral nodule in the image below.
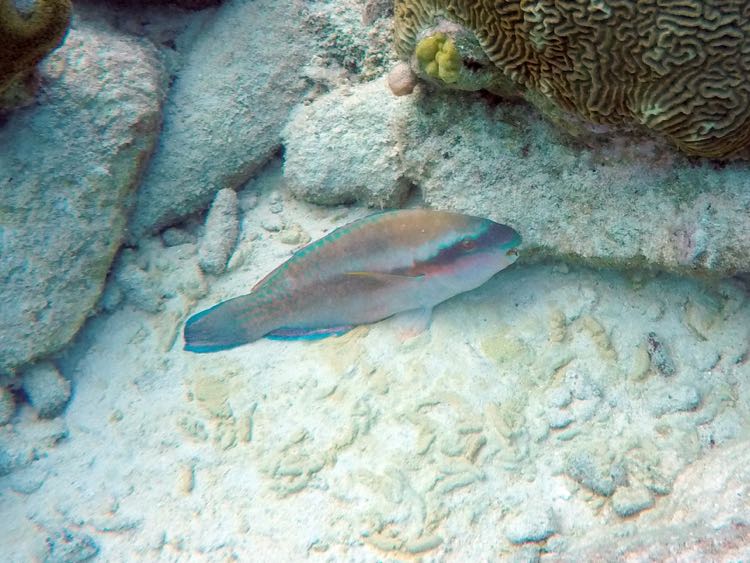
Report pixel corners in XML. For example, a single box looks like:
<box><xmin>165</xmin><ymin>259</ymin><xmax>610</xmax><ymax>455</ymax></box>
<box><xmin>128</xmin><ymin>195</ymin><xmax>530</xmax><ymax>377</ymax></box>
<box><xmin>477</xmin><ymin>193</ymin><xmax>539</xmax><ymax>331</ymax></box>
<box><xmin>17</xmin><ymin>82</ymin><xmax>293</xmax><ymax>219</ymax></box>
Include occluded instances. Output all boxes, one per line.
<box><xmin>415</xmin><ymin>33</ymin><xmax>461</xmax><ymax>85</ymax></box>
<box><xmin>415</xmin><ymin>32</ymin><xmax>446</xmax><ymax>66</ymax></box>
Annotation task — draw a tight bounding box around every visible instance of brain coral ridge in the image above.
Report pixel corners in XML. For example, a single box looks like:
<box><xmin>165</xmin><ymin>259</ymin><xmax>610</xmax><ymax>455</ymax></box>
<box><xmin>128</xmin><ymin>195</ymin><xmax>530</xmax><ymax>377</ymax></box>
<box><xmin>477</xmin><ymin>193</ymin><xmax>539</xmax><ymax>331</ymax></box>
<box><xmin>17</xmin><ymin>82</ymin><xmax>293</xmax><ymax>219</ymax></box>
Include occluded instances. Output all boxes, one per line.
<box><xmin>394</xmin><ymin>0</ymin><xmax>750</xmax><ymax>158</ymax></box>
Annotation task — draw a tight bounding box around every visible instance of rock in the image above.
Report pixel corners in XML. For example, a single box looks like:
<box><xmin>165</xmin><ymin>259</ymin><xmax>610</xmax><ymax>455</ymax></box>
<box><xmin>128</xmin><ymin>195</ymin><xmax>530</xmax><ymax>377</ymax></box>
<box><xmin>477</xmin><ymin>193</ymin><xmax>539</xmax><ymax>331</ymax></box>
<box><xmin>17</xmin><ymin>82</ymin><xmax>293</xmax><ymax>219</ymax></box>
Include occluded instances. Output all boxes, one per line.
<box><xmin>261</xmin><ymin>216</ymin><xmax>284</xmax><ymax>233</ymax></box>
<box><xmin>280</xmin><ymin>82</ymin><xmax>750</xmax><ymax>277</ymax></box>
<box><xmin>279</xmin><ymin>224</ymin><xmax>311</xmax><ymax>246</ymax></box>
<box><xmin>127</xmin><ymin>0</ymin><xmax>317</xmax><ymax>238</ymax></box>
<box><xmin>505</xmin><ymin>508</ymin><xmax>557</xmax><ymax>544</ymax></box>
<box><xmin>546</xmin><ymin>385</ymin><xmax>572</xmax><ymax>409</ymax></box>
<box><xmin>21</xmin><ymin>362</ymin><xmax>71</xmax><ymax>419</ymax></box>
<box><xmin>0</xmin><ymin>387</ymin><xmax>15</xmax><ymax>425</ymax></box>
<box><xmin>114</xmin><ymin>259</ymin><xmax>164</xmax><ymax>314</ymax></box>
<box><xmin>647</xmin><ymin>383</ymin><xmax>701</xmax><ymax>417</ymax></box>
<box><xmin>611</xmin><ymin>484</ymin><xmax>654</xmax><ymax>517</ymax></box>
<box><xmin>566</xmin><ymin>441</ymin><xmax>750</xmax><ymax>559</ymax></box>
<box><xmin>0</xmin><ymin>22</ymin><xmax>165</xmax><ymax>373</ymax></box>
<box><xmin>565</xmin><ymin>451</ymin><xmax>621</xmax><ymax>497</ymax></box>
<box><xmin>283</xmin><ymin>79</ymin><xmax>410</xmax><ymax>207</ymax></box>
<box><xmin>44</xmin><ymin>528</ymin><xmax>99</xmax><ymax>563</ymax></box>
<box><xmin>198</xmin><ymin>188</ymin><xmax>239</xmax><ymax>275</ymax></box>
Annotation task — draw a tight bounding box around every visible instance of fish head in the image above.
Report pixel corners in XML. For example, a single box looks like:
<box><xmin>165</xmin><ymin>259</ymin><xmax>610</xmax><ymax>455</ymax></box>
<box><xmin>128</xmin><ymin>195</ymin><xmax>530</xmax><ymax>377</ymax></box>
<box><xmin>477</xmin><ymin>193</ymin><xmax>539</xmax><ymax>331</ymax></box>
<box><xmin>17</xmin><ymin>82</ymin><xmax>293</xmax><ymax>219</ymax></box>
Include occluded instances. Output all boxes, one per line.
<box><xmin>419</xmin><ymin>215</ymin><xmax>521</xmax><ymax>292</ymax></box>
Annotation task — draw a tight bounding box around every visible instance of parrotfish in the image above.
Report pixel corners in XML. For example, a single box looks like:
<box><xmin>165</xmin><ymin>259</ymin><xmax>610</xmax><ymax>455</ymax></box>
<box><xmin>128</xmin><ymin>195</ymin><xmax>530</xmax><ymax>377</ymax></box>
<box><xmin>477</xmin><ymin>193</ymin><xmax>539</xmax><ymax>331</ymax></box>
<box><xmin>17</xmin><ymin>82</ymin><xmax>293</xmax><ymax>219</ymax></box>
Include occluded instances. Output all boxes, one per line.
<box><xmin>184</xmin><ymin>209</ymin><xmax>521</xmax><ymax>353</ymax></box>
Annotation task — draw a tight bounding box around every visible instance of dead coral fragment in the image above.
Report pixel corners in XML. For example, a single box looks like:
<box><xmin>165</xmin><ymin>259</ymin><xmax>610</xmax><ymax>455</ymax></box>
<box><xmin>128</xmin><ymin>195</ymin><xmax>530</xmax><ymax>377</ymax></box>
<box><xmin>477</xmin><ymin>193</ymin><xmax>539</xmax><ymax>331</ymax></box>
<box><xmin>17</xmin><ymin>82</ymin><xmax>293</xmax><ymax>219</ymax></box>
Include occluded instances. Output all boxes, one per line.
<box><xmin>394</xmin><ymin>0</ymin><xmax>750</xmax><ymax>158</ymax></box>
<box><xmin>0</xmin><ymin>0</ymin><xmax>72</xmax><ymax>97</ymax></box>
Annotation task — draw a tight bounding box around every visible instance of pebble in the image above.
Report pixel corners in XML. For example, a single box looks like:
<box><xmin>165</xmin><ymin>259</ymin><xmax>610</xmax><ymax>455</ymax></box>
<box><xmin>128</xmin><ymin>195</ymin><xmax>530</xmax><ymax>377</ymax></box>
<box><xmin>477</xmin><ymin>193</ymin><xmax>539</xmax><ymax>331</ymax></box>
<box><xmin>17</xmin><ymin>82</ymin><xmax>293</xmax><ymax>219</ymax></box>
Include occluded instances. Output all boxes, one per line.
<box><xmin>546</xmin><ymin>385</ymin><xmax>573</xmax><ymax>409</ymax></box>
<box><xmin>117</xmin><ymin>262</ymin><xmax>163</xmax><ymax>314</ymax></box>
<box><xmin>611</xmin><ymin>484</ymin><xmax>654</xmax><ymax>517</ymax></box>
<box><xmin>21</xmin><ymin>362</ymin><xmax>71</xmax><ymax>419</ymax></box>
<box><xmin>505</xmin><ymin>508</ymin><xmax>557</xmax><ymax>544</ymax></box>
<box><xmin>565</xmin><ymin>451</ymin><xmax>618</xmax><ymax>497</ymax></box>
<box><xmin>684</xmin><ymin>294</ymin><xmax>720</xmax><ymax>340</ymax></box>
<box><xmin>45</xmin><ymin>528</ymin><xmax>100</xmax><ymax>563</ymax></box>
<box><xmin>564</xmin><ymin>369</ymin><xmax>602</xmax><ymax>401</ymax></box>
<box><xmin>279</xmin><ymin>224</ymin><xmax>311</xmax><ymax>245</ymax></box>
<box><xmin>198</xmin><ymin>188</ymin><xmax>240</xmax><ymax>275</ymax></box>
<box><xmin>261</xmin><ymin>215</ymin><xmax>284</xmax><ymax>232</ymax></box>
<box><xmin>547</xmin><ymin>409</ymin><xmax>574</xmax><ymax>429</ymax></box>
<box><xmin>647</xmin><ymin>383</ymin><xmax>701</xmax><ymax>417</ymax></box>
<box><xmin>629</xmin><ymin>343</ymin><xmax>651</xmax><ymax>381</ymax></box>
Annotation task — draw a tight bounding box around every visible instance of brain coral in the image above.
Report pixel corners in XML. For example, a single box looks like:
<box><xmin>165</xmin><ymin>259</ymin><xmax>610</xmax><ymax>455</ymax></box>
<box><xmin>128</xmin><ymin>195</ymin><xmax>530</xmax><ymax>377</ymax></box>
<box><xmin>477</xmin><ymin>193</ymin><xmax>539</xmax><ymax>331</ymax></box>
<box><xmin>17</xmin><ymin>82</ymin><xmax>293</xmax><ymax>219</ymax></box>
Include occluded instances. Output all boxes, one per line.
<box><xmin>394</xmin><ymin>0</ymin><xmax>750</xmax><ymax>158</ymax></box>
<box><xmin>0</xmin><ymin>0</ymin><xmax>72</xmax><ymax>99</ymax></box>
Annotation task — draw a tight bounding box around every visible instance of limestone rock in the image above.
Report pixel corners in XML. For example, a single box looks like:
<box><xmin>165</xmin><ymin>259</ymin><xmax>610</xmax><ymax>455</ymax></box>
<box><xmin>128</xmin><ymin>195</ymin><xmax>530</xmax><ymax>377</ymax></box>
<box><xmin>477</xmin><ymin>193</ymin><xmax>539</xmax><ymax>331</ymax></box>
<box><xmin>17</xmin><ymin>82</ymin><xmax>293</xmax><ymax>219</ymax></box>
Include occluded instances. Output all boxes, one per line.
<box><xmin>567</xmin><ymin>441</ymin><xmax>750</xmax><ymax>559</ymax></box>
<box><xmin>198</xmin><ymin>188</ymin><xmax>239</xmax><ymax>275</ymax></box>
<box><xmin>21</xmin><ymin>362</ymin><xmax>70</xmax><ymax>419</ymax></box>
<box><xmin>0</xmin><ymin>22</ymin><xmax>165</xmax><ymax>372</ymax></box>
<box><xmin>127</xmin><ymin>0</ymin><xmax>316</xmax><ymax>237</ymax></box>
<box><xmin>283</xmin><ymin>80</ymin><xmax>410</xmax><ymax>207</ymax></box>
<box><xmin>281</xmin><ymin>81</ymin><xmax>750</xmax><ymax>277</ymax></box>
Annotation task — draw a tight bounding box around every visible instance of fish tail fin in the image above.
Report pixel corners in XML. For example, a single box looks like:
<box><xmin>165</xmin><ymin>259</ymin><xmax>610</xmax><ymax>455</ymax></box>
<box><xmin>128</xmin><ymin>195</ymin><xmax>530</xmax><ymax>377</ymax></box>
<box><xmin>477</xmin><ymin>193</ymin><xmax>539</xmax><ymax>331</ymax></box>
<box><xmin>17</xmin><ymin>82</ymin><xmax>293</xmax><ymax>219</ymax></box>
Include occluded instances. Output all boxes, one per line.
<box><xmin>183</xmin><ymin>294</ymin><xmax>268</xmax><ymax>353</ymax></box>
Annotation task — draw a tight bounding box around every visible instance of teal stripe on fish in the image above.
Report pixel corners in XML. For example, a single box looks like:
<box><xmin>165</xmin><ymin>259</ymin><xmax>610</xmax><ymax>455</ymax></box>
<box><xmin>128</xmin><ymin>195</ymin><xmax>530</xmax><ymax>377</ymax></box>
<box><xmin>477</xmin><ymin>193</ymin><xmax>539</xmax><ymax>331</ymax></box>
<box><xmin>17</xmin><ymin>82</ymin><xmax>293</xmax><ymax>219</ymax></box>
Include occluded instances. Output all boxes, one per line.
<box><xmin>183</xmin><ymin>209</ymin><xmax>521</xmax><ymax>353</ymax></box>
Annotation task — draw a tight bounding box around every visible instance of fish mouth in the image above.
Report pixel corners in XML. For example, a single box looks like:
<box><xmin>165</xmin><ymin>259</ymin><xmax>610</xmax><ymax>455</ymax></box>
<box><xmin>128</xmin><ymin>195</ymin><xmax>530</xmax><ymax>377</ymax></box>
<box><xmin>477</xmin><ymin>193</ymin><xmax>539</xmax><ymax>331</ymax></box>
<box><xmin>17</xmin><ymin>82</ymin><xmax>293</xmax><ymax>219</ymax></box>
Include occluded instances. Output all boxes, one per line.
<box><xmin>506</xmin><ymin>248</ymin><xmax>519</xmax><ymax>257</ymax></box>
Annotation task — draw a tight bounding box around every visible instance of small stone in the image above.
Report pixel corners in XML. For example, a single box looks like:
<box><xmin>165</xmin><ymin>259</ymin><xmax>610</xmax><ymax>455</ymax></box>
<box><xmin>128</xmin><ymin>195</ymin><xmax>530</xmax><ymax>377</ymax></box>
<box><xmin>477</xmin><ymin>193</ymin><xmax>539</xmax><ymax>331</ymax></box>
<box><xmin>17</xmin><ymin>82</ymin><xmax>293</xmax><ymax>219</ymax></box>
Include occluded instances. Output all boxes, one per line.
<box><xmin>564</xmin><ymin>369</ymin><xmax>602</xmax><ymax>401</ymax></box>
<box><xmin>21</xmin><ymin>362</ymin><xmax>71</xmax><ymax>419</ymax></box>
<box><xmin>505</xmin><ymin>508</ymin><xmax>557</xmax><ymax>544</ymax></box>
<box><xmin>565</xmin><ymin>451</ymin><xmax>618</xmax><ymax>496</ymax></box>
<box><xmin>261</xmin><ymin>216</ymin><xmax>284</xmax><ymax>232</ymax></box>
<box><xmin>547</xmin><ymin>409</ymin><xmax>574</xmax><ymax>429</ymax></box>
<box><xmin>546</xmin><ymin>385</ymin><xmax>572</xmax><ymax>408</ymax></box>
<box><xmin>684</xmin><ymin>294</ymin><xmax>721</xmax><ymax>341</ymax></box>
<box><xmin>45</xmin><ymin>528</ymin><xmax>99</xmax><ymax>562</ymax></box>
<box><xmin>629</xmin><ymin>343</ymin><xmax>651</xmax><ymax>381</ymax></box>
<box><xmin>117</xmin><ymin>262</ymin><xmax>163</xmax><ymax>314</ymax></box>
<box><xmin>0</xmin><ymin>387</ymin><xmax>15</xmax><ymax>425</ymax></box>
<box><xmin>387</xmin><ymin>61</ymin><xmax>418</xmax><ymax>96</ymax></box>
<box><xmin>280</xmin><ymin>224</ymin><xmax>311</xmax><ymax>246</ymax></box>
<box><xmin>647</xmin><ymin>383</ymin><xmax>701</xmax><ymax>417</ymax></box>
<box><xmin>611</xmin><ymin>484</ymin><xmax>654</xmax><ymax>517</ymax></box>
<box><xmin>199</xmin><ymin>188</ymin><xmax>240</xmax><ymax>275</ymax></box>
<box><xmin>178</xmin><ymin>464</ymin><xmax>195</xmax><ymax>494</ymax></box>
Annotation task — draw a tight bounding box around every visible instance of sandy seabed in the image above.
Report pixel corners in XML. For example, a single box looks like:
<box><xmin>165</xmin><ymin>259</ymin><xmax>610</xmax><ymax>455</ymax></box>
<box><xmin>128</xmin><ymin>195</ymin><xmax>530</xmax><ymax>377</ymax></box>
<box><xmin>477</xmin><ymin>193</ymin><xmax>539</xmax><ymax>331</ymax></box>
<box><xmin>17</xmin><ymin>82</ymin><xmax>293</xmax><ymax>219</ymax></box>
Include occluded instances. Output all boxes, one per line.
<box><xmin>1</xmin><ymin>165</ymin><xmax>748</xmax><ymax>561</ymax></box>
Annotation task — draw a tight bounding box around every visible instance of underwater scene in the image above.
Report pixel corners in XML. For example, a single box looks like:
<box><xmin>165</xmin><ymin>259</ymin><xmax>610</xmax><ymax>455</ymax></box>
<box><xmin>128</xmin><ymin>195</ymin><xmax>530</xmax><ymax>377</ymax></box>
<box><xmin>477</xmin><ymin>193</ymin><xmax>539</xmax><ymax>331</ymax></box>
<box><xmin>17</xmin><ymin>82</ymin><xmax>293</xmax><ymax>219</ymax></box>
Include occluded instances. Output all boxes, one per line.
<box><xmin>1</xmin><ymin>0</ymin><xmax>749</xmax><ymax>560</ymax></box>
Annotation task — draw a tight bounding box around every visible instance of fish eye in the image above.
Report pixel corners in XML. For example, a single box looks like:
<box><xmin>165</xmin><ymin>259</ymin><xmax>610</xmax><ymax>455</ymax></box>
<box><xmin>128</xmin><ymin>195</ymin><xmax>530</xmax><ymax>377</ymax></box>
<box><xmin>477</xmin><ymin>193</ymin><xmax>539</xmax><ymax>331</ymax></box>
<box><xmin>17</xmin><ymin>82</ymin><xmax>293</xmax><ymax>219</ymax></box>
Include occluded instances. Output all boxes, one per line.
<box><xmin>461</xmin><ymin>238</ymin><xmax>476</xmax><ymax>250</ymax></box>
